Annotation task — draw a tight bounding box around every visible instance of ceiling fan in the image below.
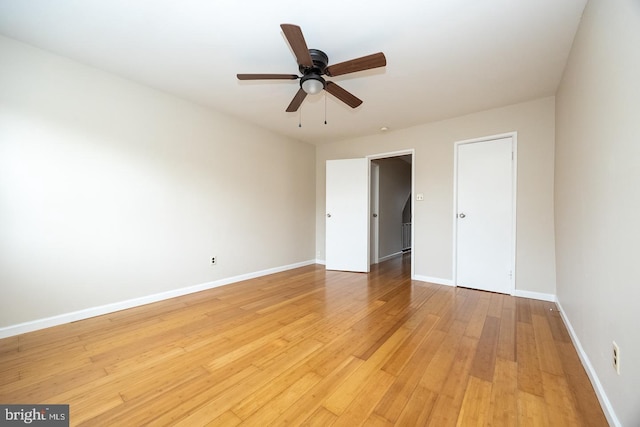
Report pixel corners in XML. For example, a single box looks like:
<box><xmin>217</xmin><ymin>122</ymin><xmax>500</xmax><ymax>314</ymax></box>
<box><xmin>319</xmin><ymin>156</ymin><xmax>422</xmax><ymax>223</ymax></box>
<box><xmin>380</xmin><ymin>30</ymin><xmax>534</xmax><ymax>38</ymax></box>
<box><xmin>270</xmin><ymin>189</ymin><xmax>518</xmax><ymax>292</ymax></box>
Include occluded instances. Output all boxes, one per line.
<box><xmin>237</xmin><ymin>24</ymin><xmax>387</xmax><ymax>112</ymax></box>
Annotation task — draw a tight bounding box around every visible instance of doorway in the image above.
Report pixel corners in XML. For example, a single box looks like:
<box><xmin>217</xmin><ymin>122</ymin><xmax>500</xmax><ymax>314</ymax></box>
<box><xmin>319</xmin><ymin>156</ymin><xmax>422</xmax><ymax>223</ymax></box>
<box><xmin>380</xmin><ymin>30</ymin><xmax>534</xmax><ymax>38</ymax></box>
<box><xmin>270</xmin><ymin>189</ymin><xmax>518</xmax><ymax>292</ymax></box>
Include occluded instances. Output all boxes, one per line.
<box><xmin>325</xmin><ymin>150</ymin><xmax>415</xmax><ymax>275</ymax></box>
<box><xmin>369</xmin><ymin>151</ymin><xmax>414</xmax><ymax>279</ymax></box>
<box><xmin>454</xmin><ymin>133</ymin><xmax>517</xmax><ymax>294</ymax></box>
<box><xmin>370</xmin><ymin>155</ymin><xmax>412</xmax><ymax>265</ymax></box>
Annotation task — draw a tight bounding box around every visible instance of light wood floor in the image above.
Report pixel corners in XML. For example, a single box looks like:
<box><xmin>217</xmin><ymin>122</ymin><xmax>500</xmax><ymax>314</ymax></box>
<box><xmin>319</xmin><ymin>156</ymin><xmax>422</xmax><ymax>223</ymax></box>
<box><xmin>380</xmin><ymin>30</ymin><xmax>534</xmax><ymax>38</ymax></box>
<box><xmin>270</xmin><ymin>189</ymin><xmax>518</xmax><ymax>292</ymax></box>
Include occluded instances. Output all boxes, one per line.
<box><xmin>0</xmin><ymin>255</ymin><xmax>607</xmax><ymax>426</ymax></box>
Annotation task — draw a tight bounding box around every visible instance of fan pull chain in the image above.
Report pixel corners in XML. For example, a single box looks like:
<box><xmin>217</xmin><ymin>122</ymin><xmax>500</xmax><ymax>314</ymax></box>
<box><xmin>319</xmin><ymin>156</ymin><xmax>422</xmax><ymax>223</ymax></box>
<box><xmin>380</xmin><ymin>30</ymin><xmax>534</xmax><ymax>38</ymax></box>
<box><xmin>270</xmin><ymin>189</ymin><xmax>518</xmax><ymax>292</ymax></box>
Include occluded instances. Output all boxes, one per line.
<box><xmin>298</xmin><ymin>106</ymin><xmax>302</xmax><ymax>128</ymax></box>
<box><xmin>324</xmin><ymin>93</ymin><xmax>327</xmax><ymax>125</ymax></box>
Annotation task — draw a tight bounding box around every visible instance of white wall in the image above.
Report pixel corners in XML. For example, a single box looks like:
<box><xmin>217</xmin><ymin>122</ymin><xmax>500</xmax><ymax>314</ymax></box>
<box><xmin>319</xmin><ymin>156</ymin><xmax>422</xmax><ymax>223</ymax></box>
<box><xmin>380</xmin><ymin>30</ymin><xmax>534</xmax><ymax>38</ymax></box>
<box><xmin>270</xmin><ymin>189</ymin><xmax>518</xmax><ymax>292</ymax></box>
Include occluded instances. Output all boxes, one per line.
<box><xmin>555</xmin><ymin>0</ymin><xmax>640</xmax><ymax>424</ymax></box>
<box><xmin>316</xmin><ymin>97</ymin><xmax>557</xmax><ymax>295</ymax></box>
<box><xmin>0</xmin><ymin>36</ymin><xmax>316</xmax><ymax>329</ymax></box>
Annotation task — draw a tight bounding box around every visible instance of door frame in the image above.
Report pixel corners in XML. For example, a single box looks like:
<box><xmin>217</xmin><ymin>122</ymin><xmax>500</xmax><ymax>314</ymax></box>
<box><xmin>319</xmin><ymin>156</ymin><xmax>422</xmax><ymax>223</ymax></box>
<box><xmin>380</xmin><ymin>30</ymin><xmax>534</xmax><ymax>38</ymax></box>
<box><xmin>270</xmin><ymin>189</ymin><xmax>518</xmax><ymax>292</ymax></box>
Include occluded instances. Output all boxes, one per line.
<box><xmin>367</xmin><ymin>149</ymin><xmax>415</xmax><ymax>279</ymax></box>
<box><xmin>370</xmin><ymin>162</ymin><xmax>380</xmax><ymax>265</ymax></box>
<box><xmin>452</xmin><ymin>132</ymin><xmax>518</xmax><ymax>294</ymax></box>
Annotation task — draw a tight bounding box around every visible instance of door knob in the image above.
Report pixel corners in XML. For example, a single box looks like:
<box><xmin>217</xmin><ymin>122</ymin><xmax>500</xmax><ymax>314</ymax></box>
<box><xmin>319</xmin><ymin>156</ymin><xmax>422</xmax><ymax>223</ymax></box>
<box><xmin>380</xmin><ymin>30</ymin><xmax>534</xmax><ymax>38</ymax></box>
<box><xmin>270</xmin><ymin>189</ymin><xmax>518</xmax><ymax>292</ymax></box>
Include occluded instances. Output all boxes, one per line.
<box><xmin>458</xmin><ymin>213</ymin><xmax>466</xmax><ymax>218</ymax></box>
<box><xmin>327</xmin><ymin>213</ymin><xmax>331</xmax><ymax>218</ymax></box>
<box><xmin>373</xmin><ymin>213</ymin><xmax>378</xmax><ymax>218</ymax></box>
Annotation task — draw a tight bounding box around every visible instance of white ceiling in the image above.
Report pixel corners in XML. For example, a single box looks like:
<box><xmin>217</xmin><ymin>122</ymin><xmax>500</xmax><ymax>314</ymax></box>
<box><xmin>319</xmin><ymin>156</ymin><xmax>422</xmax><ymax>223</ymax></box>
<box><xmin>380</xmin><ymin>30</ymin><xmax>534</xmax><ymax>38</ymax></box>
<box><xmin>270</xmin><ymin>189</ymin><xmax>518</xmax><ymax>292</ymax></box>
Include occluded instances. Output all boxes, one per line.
<box><xmin>0</xmin><ymin>0</ymin><xmax>586</xmax><ymax>145</ymax></box>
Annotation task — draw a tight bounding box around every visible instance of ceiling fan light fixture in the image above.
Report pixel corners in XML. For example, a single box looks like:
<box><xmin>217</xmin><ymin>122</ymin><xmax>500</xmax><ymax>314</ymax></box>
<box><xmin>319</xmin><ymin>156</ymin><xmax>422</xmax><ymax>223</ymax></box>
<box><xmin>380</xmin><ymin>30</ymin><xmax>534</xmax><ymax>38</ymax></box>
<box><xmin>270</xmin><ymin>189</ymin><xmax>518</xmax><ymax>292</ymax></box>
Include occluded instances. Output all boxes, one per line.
<box><xmin>301</xmin><ymin>74</ymin><xmax>325</xmax><ymax>95</ymax></box>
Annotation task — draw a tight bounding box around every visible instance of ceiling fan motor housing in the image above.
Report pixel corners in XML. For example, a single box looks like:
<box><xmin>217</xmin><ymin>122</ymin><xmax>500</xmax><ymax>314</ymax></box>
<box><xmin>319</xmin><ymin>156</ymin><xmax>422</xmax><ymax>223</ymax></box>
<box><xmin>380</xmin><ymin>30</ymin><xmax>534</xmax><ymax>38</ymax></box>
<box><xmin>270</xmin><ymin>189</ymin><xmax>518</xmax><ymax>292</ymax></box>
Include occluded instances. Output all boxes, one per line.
<box><xmin>300</xmin><ymin>49</ymin><xmax>329</xmax><ymax>74</ymax></box>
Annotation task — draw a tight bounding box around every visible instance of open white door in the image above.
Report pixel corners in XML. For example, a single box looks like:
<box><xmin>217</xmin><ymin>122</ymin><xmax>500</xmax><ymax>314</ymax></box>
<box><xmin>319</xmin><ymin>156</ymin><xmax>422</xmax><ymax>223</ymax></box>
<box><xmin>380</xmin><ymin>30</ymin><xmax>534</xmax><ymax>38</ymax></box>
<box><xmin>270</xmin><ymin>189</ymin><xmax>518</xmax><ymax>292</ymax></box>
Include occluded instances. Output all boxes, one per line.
<box><xmin>326</xmin><ymin>158</ymin><xmax>369</xmax><ymax>272</ymax></box>
<box><xmin>455</xmin><ymin>136</ymin><xmax>515</xmax><ymax>294</ymax></box>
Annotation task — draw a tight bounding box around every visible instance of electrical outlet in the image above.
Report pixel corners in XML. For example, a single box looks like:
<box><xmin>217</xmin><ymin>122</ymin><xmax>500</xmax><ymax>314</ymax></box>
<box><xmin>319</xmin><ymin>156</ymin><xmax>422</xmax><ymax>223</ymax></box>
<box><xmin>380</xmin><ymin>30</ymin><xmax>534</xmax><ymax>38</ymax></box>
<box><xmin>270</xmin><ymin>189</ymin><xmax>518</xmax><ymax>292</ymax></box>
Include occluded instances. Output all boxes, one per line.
<box><xmin>210</xmin><ymin>256</ymin><xmax>217</xmax><ymax>266</ymax></box>
<box><xmin>613</xmin><ymin>341</ymin><xmax>620</xmax><ymax>375</ymax></box>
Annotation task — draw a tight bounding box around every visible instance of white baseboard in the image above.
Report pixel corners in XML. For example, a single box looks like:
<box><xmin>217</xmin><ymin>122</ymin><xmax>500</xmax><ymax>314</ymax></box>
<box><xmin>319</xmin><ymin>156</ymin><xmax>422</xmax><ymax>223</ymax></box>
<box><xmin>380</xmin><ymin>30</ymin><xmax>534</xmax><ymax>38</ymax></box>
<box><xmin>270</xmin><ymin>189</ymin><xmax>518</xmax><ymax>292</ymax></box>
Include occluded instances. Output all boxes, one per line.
<box><xmin>513</xmin><ymin>289</ymin><xmax>557</xmax><ymax>302</ymax></box>
<box><xmin>0</xmin><ymin>259</ymin><xmax>316</xmax><ymax>339</ymax></box>
<box><xmin>412</xmin><ymin>275</ymin><xmax>454</xmax><ymax>287</ymax></box>
<box><xmin>315</xmin><ymin>258</ymin><xmax>326</xmax><ymax>265</ymax></box>
<box><xmin>378</xmin><ymin>251</ymin><xmax>403</xmax><ymax>263</ymax></box>
<box><xmin>411</xmin><ymin>278</ymin><xmax>560</xmax><ymax>302</ymax></box>
<box><xmin>556</xmin><ymin>300</ymin><xmax>620</xmax><ymax>427</ymax></box>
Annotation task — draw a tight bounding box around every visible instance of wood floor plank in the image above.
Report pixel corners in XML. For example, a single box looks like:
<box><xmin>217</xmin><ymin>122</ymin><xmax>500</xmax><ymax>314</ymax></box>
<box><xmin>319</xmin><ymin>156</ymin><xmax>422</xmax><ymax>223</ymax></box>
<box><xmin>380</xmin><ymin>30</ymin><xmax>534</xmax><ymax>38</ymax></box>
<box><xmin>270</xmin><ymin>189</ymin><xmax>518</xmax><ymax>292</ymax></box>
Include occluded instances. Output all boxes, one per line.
<box><xmin>394</xmin><ymin>384</ymin><xmax>438</xmax><ymax>426</ymax></box>
<box><xmin>529</xmin><ymin>298</ymin><xmax>551</xmax><ymax>317</ymax></box>
<box><xmin>76</xmin><ymin>366</ymin><xmax>210</xmax><ymax>426</ymax></box>
<box><xmin>518</xmin><ymin>390</ymin><xmax>551</xmax><ymax>426</ymax></box>
<box><xmin>455</xmin><ymin>375</ymin><xmax>493</xmax><ymax>426</ymax></box>
<box><xmin>143</xmin><ymin>365</ymin><xmax>261</xmax><ymax>425</ymax></box>
<box><xmin>556</xmin><ymin>342</ymin><xmax>610</xmax><ymax>426</ymax></box>
<box><xmin>0</xmin><ymin>255</ymin><xmax>607</xmax><ymax>425</ymax></box>
<box><xmin>427</xmin><ymin>395</ymin><xmax>463</xmax><ymax>426</ymax></box>
<box><xmin>276</xmin><ymin>356</ymin><xmax>364</xmax><ymax>426</ymax></box>
<box><xmin>497</xmin><ymin>301</ymin><xmax>517</xmax><ymax>362</ymax></box>
<box><xmin>205</xmin><ymin>314</ymin><xmax>320</xmax><ymax>372</ymax></box>
<box><xmin>329</xmin><ymin>369</ymin><xmax>396</xmax><ymax>427</ymax></box>
<box><xmin>64</xmin><ymin>388</ymin><xmax>125</xmax><ymax>426</ymax></box>
<box><xmin>516</xmin><ymin>321</ymin><xmax>545</xmax><ymax>396</ymax></box>
<box><xmin>489</xmin><ymin>358</ymin><xmax>518</xmax><ymax>425</ymax></box>
<box><xmin>438</xmin><ymin>335</ymin><xmax>479</xmax><ymax>401</ymax></box>
<box><xmin>380</xmin><ymin>312</ymin><xmax>439</xmax><ymax>376</ymax></box>
<box><xmin>170</xmin><ymin>367</ymin><xmax>271</xmax><ymax>426</ymax></box>
<box><xmin>372</xmin><ymin>328</ymin><xmax>447</xmax><ymax>423</ymax></box>
<box><xmin>468</xmin><ymin>316</ymin><xmax>500</xmax><ymax>382</ymax></box>
<box><xmin>532</xmin><ymin>313</ymin><xmax>565</xmax><ymax>376</ymax></box>
<box><xmin>487</xmin><ymin>291</ymin><xmax>505</xmax><ymax>318</ymax></box>
<box><xmin>517</xmin><ymin>297</ymin><xmax>533</xmax><ymax>324</ymax></box>
<box><xmin>1</xmin><ymin>346</ymin><xmax>90</xmax><ymax>389</ymax></box>
<box><xmin>463</xmin><ymin>293</ymin><xmax>491</xmax><ymax>339</ymax></box>
<box><xmin>4</xmin><ymin>361</ymin><xmax>108</xmax><ymax>403</ymax></box>
<box><xmin>419</xmin><ymin>319</ymin><xmax>467</xmax><ymax>392</ymax></box>
<box><xmin>0</xmin><ymin>339</ymin><xmax>86</xmax><ymax>372</ymax></box>
<box><xmin>238</xmin><ymin>370</ymin><xmax>323</xmax><ymax>424</ymax></box>
<box><xmin>547</xmin><ymin>305</ymin><xmax>572</xmax><ymax>343</ymax></box>
<box><xmin>185</xmin><ymin>341</ymin><xmax>323</xmax><ymax>423</ymax></box>
<box><xmin>0</xmin><ymin>336</ymin><xmax>19</xmax><ymax>355</ymax></box>
<box><xmin>229</xmin><ymin>339</ymin><xmax>323</xmax><ymax>419</ymax></box>
<box><xmin>424</xmin><ymin>286</ymin><xmax>456</xmax><ymax>318</ymax></box>
<box><xmin>300</xmin><ymin>406</ymin><xmax>338</xmax><ymax>426</ymax></box>
<box><xmin>455</xmin><ymin>288</ymin><xmax>480</xmax><ymax>323</ymax></box>
<box><xmin>365</xmin><ymin>413</ymin><xmax>395</xmax><ymax>427</ymax></box>
<box><xmin>542</xmin><ymin>371</ymin><xmax>582</xmax><ymax>426</ymax></box>
<box><xmin>350</xmin><ymin>291</ymin><xmax>418</xmax><ymax>360</ymax></box>
<box><xmin>206</xmin><ymin>410</ymin><xmax>242</xmax><ymax>426</ymax></box>
<box><xmin>322</xmin><ymin>326</ymin><xmax>411</xmax><ymax>415</ymax></box>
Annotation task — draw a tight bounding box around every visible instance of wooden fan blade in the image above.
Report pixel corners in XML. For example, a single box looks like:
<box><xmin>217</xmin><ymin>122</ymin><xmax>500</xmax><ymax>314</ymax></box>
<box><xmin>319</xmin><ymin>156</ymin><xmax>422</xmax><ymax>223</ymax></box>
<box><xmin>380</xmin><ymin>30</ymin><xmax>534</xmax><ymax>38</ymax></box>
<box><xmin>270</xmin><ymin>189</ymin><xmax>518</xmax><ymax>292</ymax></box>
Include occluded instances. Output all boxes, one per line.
<box><xmin>325</xmin><ymin>81</ymin><xmax>362</xmax><ymax>108</ymax></box>
<box><xmin>325</xmin><ymin>52</ymin><xmax>387</xmax><ymax>77</ymax></box>
<box><xmin>286</xmin><ymin>87</ymin><xmax>307</xmax><ymax>112</ymax></box>
<box><xmin>237</xmin><ymin>74</ymin><xmax>299</xmax><ymax>80</ymax></box>
<box><xmin>280</xmin><ymin>24</ymin><xmax>313</xmax><ymax>68</ymax></box>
